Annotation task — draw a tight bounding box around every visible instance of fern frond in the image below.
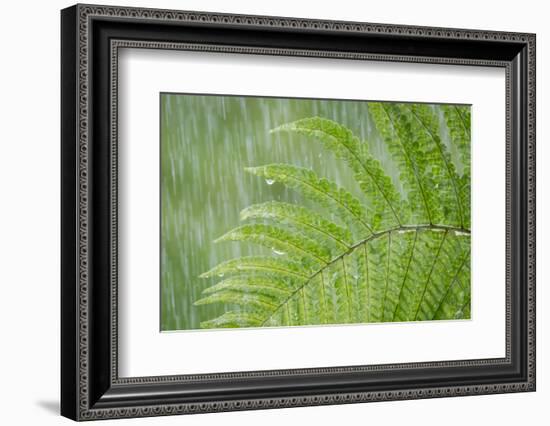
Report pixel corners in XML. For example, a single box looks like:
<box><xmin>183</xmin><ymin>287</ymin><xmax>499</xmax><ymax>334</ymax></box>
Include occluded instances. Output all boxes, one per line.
<box><xmin>240</xmin><ymin>201</ymin><xmax>352</xmax><ymax>250</ymax></box>
<box><xmin>198</xmin><ymin>110</ymin><xmax>471</xmax><ymax>329</ymax></box>
<box><xmin>369</xmin><ymin>103</ymin><xmax>439</xmax><ymax>224</ymax></box>
<box><xmin>199</xmin><ymin>256</ymin><xmax>311</xmax><ymax>280</ymax></box>
<box><xmin>195</xmin><ymin>290</ymin><xmax>278</xmax><ymax>310</ymax></box>
<box><xmin>272</xmin><ymin>117</ymin><xmax>405</xmax><ymax>228</ymax></box>
<box><xmin>442</xmin><ymin>105</ymin><xmax>471</xmax><ymax>229</ymax></box>
<box><xmin>200</xmin><ymin>312</ymin><xmax>264</xmax><ymax>329</ymax></box>
<box><xmin>442</xmin><ymin>105</ymin><xmax>471</xmax><ymax>175</ymax></box>
<box><xmin>245</xmin><ymin>164</ymin><xmax>372</xmax><ymax>234</ymax></box>
<box><xmin>202</xmin><ymin>276</ymin><xmax>293</xmax><ymax>297</ymax></box>
<box><xmin>215</xmin><ymin>224</ymin><xmax>331</xmax><ymax>265</ymax></box>
<box><xmin>406</xmin><ymin>104</ymin><xmax>465</xmax><ymax>228</ymax></box>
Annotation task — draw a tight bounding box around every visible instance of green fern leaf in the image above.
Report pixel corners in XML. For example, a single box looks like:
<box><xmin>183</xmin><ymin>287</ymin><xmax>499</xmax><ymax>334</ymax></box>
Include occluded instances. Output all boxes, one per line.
<box><xmin>272</xmin><ymin>117</ymin><xmax>405</xmax><ymax>228</ymax></box>
<box><xmin>406</xmin><ymin>104</ymin><xmax>466</xmax><ymax>228</ymax></box>
<box><xmin>240</xmin><ymin>201</ymin><xmax>352</xmax><ymax>250</ymax></box>
<box><xmin>215</xmin><ymin>224</ymin><xmax>331</xmax><ymax>266</ymax></box>
<box><xmin>442</xmin><ymin>105</ymin><xmax>471</xmax><ymax>229</ymax></box>
<box><xmin>195</xmin><ymin>290</ymin><xmax>278</xmax><ymax>310</ymax></box>
<box><xmin>200</xmin><ymin>312</ymin><xmax>264</xmax><ymax>329</ymax></box>
<box><xmin>198</xmin><ymin>107</ymin><xmax>471</xmax><ymax>329</ymax></box>
<box><xmin>202</xmin><ymin>276</ymin><xmax>293</xmax><ymax>298</ymax></box>
<box><xmin>245</xmin><ymin>164</ymin><xmax>372</xmax><ymax>234</ymax></box>
<box><xmin>199</xmin><ymin>256</ymin><xmax>312</xmax><ymax>280</ymax></box>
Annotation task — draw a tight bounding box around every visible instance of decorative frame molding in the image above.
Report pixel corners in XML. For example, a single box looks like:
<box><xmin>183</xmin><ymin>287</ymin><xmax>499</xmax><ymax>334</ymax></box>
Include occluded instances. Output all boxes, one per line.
<box><xmin>61</xmin><ymin>3</ymin><xmax>535</xmax><ymax>421</ymax></box>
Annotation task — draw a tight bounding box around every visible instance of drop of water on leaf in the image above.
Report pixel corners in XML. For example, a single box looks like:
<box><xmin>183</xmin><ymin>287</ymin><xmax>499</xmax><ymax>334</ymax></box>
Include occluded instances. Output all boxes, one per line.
<box><xmin>398</xmin><ymin>229</ymin><xmax>413</xmax><ymax>234</ymax></box>
<box><xmin>272</xmin><ymin>248</ymin><xmax>285</xmax><ymax>255</ymax></box>
<box><xmin>265</xmin><ymin>179</ymin><xmax>275</xmax><ymax>185</ymax></box>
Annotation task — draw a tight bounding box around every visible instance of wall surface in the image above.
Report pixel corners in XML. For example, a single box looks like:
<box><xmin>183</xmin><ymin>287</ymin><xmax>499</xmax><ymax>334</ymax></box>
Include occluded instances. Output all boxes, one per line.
<box><xmin>0</xmin><ymin>0</ymin><xmax>546</xmax><ymax>424</ymax></box>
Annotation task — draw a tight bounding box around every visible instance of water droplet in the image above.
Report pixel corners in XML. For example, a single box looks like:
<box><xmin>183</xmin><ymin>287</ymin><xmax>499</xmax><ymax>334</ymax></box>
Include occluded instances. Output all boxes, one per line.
<box><xmin>398</xmin><ymin>229</ymin><xmax>413</xmax><ymax>234</ymax></box>
<box><xmin>265</xmin><ymin>179</ymin><xmax>275</xmax><ymax>185</ymax></box>
<box><xmin>272</xmin><ymin>248</ymin><xmax>285</xmax><ymax>256</ymax></box>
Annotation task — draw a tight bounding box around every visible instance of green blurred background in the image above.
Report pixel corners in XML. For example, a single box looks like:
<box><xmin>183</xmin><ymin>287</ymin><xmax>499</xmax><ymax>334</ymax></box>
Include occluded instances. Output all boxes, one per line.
<box><xmin>160</xmin><ymin>93</ymin><xmax>405</xmax><ymax>331</ymax></box>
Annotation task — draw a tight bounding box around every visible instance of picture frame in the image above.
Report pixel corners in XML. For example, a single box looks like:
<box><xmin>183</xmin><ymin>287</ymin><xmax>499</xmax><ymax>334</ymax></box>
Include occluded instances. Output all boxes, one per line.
<box><xmin>61</xmin><ymin>3</ymin><xmax>536</xmax><ymax>421</ymax></box>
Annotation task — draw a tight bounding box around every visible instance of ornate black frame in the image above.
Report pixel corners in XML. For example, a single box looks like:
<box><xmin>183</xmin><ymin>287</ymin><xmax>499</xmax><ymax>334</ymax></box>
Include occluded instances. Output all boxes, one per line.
<box><xmin>61</xmin><ymin>3</ymin><xmax>536</xmax><ymax>421</ymax></box>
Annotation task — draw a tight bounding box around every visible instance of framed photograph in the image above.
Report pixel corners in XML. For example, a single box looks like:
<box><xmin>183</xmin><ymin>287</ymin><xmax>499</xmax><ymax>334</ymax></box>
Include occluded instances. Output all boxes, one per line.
<box><xmin>61</xmin><ymin>4</ymin><xmax>536</xmax><ymax>421</ymax></box>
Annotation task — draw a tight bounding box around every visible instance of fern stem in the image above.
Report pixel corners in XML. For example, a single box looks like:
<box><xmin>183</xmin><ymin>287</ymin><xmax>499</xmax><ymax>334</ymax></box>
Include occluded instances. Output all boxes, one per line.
<box><xmin>413</xmin><ymin>230</ymin><xmax>449</xmax><ymax>320</ymax></box>
<box><xmin>364</xmin><ymin>244</ymin><xmax>370</xmax><ymax>323</ymax></box>
<box><xmin>391</xmin><ymin>230</ymin><xmax>418</xmax><ymax>321</ymax></box>
<box><xmin>381</xmin><ymin>232</ymin><xmax>392</xmax><ymax>322</ymax></box>
<box><xmin>301</xmin><ymin>287</ymin><xmax>307</xmax><ymax>324</ymax></box>
<box><xmin>459</xmin><ymin>294</ymin><xmax>471</xmax><ymax>313</ymax></box>
<box><xmin>286</xmin><ymin>304</ymin><xmax>292</xmax><ymax>326</ymax></box>
<box><xmin>341</xmin><ymin>258</ymin><xmax>352</xmax><ymax>323</ymax></box>
<box><xmin>454</xmin><ymin>106</ymin><xmax>470</xmax><ymax>134</ymax></box>
<box><xmin>432</xmin><ymin>247</ymin><xmax>470</xmax><ymax>318</ymax></box>
<box><xmin>320</xmin><ymin>271</ymin><xmax>327</xmax><ymax>324</ymax></box>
